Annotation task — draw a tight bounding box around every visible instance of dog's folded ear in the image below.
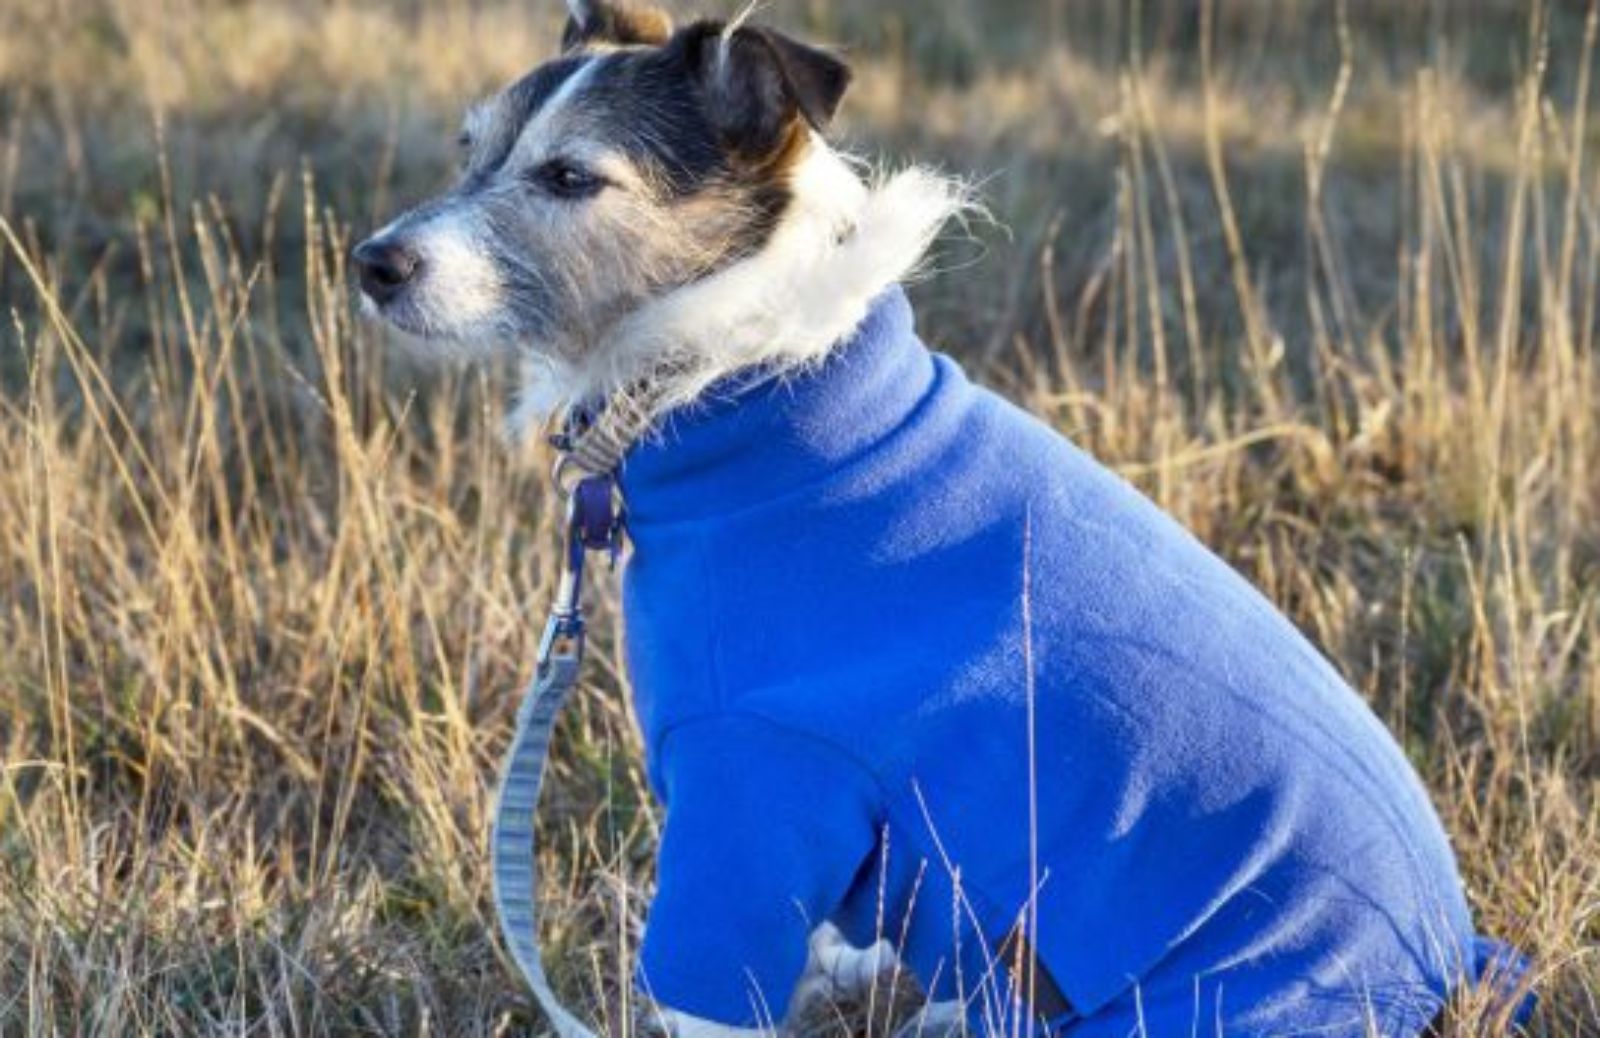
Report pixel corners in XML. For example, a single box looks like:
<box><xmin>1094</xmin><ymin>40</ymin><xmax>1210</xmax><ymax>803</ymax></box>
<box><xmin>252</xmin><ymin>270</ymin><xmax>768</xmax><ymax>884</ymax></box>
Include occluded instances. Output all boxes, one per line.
<box><xmin>563</xmin><ymin>0</ymin><xmax>674</xmax><ymax>50</ymax></box>
<box><xmin>678</xmin><ymin>22</ymin><xmax>854</xmax><ymax>162</ymax></box>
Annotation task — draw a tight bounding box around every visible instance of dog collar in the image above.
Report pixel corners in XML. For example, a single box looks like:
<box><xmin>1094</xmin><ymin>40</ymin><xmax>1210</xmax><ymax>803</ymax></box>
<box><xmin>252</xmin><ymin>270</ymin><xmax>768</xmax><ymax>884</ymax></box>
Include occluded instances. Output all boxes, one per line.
<box><xmin>548</xmin><ymin>390</ymin><xmax>658</xmax><ymax>489</ymax></box>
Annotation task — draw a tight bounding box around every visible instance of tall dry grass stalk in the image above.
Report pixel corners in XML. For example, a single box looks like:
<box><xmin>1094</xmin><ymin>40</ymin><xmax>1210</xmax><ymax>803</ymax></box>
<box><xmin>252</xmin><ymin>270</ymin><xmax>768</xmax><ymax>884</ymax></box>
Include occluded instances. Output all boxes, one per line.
<box><xmin>1</xmin><ymin>0</ymin><xmax>1597</xmax><ymax>1035</ymax></box>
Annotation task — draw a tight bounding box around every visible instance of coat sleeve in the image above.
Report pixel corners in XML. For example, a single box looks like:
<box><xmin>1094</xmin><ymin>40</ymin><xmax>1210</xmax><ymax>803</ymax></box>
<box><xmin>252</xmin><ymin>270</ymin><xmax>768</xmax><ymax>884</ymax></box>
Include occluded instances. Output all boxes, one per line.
<box><xmin>635</xmin><ymin>713</ymin><xmax>883</xmax><ymax>1028</ymax></box>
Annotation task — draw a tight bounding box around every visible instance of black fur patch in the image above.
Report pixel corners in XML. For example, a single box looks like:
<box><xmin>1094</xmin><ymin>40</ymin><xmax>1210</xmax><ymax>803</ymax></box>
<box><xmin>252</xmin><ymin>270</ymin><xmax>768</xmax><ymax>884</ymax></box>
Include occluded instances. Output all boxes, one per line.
<box><xmin>579</xmin><ymin>51</ymin><xmax>727</xmax><ymax>198</ymax></box>
<box><xmin>588</xmin><ymin>35</ymin><xmax>803</xmax><ymax>257</ymax></box>
<box><xmin>753</xmin><ymin>29</ymin><xmax>853</xmax><ymax>131</ymax></box>
<box><xmin>572</xmin><ymin>21</ymin><xmax>856</xmax><ymax>258</ymax></box>
<box><xmin>667</xmin><ymin>21</ymin><xmax>853</xmax><ymax>161</ymax></box>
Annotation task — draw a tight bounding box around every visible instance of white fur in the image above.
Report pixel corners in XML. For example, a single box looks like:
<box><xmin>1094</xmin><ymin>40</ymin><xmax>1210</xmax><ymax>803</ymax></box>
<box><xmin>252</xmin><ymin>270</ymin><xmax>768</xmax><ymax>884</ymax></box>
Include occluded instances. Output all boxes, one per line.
<box><xmin>359</xmin><ymin>208</ymin><xmax>509</xmax><ymax>354</ymax></box>
<box><xmin>514</xmin><ymin>57</ymin><xmax>602</xmax><ymax>160</ymax></box>
<box><xmin>410</xmin><ymin>216</ymin><xmax>503</xmax><ymax>327</ymax></box>
<box><xmin>509</xmin><ymin>141</ymin><xmax>967</xmax><ymax>435</ymax></box>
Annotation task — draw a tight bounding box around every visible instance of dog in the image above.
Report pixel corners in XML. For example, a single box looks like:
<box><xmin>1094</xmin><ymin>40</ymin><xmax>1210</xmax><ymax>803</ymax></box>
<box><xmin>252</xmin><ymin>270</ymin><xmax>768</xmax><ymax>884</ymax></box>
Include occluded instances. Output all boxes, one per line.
<box><xmin>353</xmin><ymin>3</ymin><xmax>1530</xmax><ymax>1035</ymax></box>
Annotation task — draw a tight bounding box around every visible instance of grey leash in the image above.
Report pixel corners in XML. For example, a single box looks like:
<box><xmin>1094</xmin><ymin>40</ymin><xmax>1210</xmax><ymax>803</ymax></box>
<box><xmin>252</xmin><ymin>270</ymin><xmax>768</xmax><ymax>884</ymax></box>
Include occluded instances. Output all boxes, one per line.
<box><xmin>491</xmin><ymin>405</ymin><xmax>637</xmax><ymax>1038</ymax></box>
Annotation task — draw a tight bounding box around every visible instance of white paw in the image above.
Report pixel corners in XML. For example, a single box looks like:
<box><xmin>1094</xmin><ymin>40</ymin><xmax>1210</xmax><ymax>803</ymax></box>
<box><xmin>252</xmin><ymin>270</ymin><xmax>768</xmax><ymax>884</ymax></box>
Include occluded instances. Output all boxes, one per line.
<box><xmin>804</xmin><ymin>922</ymin><xmax>899</xmax><ymax>998</ymax></box>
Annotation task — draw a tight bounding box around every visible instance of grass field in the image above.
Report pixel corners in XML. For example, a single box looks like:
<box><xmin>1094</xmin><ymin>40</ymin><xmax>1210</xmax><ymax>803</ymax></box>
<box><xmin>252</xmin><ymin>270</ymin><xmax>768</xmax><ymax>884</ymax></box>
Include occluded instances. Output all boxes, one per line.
<box><xmin>2</xmin><ymin>0</ymin><xmax>1598</xmax><ymax>1034</ymax></box>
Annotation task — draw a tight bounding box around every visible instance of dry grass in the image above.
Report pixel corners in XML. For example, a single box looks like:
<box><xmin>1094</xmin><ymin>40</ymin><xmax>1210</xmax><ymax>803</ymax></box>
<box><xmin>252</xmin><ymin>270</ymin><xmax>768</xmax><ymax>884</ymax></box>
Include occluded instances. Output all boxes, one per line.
<box><xmin>1</xmin><ymin>0</ymin><xmax>1597</xmax><ymax>1034</ymax></box>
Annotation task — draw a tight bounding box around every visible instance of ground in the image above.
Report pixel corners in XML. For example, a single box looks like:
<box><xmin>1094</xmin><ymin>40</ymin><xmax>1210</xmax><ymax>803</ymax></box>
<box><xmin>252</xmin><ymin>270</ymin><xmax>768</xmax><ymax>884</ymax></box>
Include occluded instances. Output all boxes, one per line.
<box><xmin>0</xmin><ymin>0</ymin><xmax>1596</xmax><ymax>1035</ymax></box>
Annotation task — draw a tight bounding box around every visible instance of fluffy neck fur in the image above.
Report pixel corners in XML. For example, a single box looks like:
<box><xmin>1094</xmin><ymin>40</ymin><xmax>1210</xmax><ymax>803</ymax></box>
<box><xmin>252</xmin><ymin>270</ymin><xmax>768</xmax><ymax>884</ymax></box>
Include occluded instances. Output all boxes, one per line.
<box><xmin>509</xmin><ymin>142</ymin><xmax>966</xmax><ymax>439</ymax></box>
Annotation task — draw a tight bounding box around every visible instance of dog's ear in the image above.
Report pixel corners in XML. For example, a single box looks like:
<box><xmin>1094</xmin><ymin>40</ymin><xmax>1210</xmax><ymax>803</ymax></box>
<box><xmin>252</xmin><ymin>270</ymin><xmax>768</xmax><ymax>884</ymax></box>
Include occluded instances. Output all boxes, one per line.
<box><xmin>679</xmin><ymin>22</ymin><xmax>853</xmax><ymax>161</ymax></box>
<box><xmin>563</xmin><ymin>0</ymin><xmax>674</xmax><ymax>50</ymax></box>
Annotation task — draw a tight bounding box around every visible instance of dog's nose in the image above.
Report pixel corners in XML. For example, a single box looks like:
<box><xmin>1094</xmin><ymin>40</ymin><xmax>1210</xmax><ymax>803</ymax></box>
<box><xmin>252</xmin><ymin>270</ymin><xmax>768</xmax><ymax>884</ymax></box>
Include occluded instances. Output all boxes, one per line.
<box><xmin>353</xmin><ymin>238</ymin><xmax>422</xmax><ymax>304</ymax></box>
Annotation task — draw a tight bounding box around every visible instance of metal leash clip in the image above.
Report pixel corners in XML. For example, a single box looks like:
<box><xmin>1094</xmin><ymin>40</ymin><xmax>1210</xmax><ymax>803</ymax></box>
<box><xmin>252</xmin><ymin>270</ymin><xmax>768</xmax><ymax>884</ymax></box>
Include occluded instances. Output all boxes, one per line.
<box><xmin>539</xmin><ymin>472</ymin><xmax>624</xmax><ymax>670</ymax></box>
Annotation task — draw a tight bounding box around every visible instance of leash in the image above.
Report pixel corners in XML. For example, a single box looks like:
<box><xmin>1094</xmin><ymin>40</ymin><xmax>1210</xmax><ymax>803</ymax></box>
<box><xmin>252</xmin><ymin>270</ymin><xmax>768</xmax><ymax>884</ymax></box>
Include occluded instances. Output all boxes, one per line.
<box><xmin>490</xmin><ymin>404</ymin><xmax>636</xmax><ymax>1038</ymax></box>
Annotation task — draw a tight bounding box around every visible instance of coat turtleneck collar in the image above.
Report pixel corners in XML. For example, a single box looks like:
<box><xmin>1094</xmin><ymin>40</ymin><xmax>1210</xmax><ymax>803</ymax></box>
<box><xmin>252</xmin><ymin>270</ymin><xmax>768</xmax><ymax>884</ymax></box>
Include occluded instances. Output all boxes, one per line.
<box><xmin>617</xmin><ymin>286</ymin><xmax>936</xmax><ymax>526</ymax></box>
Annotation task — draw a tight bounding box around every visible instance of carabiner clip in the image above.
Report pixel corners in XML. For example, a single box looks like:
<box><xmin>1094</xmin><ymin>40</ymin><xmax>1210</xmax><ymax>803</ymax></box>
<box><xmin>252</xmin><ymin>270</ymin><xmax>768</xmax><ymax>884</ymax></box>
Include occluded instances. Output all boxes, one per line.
<box><xmin>536</xmin><ymin>473</ymin><xmax>622</xmax><ymax>676</ymax></box>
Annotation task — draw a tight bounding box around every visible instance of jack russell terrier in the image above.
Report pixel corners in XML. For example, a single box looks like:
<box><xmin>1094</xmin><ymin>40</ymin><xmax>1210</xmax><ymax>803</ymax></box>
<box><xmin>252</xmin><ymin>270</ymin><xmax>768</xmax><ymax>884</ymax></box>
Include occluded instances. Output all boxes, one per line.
<box><xmin>353</xmin><ymin>3</ymin><xmax>1531</xmax><ymax>1034</ymax></box>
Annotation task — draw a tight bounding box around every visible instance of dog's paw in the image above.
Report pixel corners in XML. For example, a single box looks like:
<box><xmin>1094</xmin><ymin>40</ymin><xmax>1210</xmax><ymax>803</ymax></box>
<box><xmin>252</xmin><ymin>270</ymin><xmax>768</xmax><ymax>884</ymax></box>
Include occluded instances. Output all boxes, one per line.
<box><xmin>802</xmin><ymin>923</ymin><xmax>898</xmax><ymax>999</ymax></box>
<box><xmin>785</xmin><ymin>923</ymin><xmax>907</xmax><ymax>1031</ymax></box>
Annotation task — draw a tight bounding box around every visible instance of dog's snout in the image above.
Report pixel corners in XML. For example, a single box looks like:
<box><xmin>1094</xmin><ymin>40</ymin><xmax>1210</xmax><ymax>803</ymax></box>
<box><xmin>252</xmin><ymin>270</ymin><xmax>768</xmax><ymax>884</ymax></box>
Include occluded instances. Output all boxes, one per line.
<box><xmin>353</xmin><ymin>238</ymin><xmax>422</xmax><ymax>304</ymax></box>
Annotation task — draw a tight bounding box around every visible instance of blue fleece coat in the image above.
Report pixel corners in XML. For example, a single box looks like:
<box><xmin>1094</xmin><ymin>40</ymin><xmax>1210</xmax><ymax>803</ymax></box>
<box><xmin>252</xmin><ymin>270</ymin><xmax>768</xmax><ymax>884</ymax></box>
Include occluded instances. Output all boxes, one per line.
<box><xmin>619</xmin><ymin>288</ymin><xmax>1519</xmax><ymax>1035</ymax></box>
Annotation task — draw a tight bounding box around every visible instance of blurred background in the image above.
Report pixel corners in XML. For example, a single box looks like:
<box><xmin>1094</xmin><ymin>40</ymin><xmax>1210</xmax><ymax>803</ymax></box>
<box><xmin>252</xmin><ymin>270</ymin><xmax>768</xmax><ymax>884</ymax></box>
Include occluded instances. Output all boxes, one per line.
<box><xmin>1</xmin><ymin>1</ymin><xmax>1597</xmax><ymax>1035</ymax></box>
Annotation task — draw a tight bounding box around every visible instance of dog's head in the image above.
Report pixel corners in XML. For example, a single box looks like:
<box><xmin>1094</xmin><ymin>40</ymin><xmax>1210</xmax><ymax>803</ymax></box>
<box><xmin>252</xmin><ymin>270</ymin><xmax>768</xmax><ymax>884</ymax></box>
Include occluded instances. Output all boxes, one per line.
<box><xmin>352</xmin><ymin>1</ymin><xmax>853</xmax><ymax>371</ymax></box>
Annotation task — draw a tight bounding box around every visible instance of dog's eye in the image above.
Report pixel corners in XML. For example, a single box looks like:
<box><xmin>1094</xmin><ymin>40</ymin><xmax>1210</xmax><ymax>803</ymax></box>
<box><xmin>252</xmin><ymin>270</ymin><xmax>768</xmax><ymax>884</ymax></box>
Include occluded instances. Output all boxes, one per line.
<box><xmin>529</xmin><ymin>160</ymin><xmax>605</xmax><ymax>200</ymax></box>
